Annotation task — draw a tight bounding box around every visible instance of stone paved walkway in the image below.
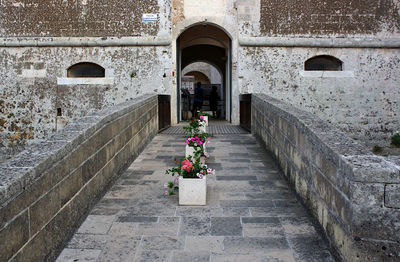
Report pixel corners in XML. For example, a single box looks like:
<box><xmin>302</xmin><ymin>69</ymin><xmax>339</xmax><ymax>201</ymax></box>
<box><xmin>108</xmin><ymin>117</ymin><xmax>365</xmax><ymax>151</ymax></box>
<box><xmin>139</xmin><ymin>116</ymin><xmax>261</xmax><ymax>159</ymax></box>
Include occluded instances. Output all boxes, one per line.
<box><xmin>56</xmin><ymin>131</ymin><xmax>336</xmax><ymax>262</ymax></box>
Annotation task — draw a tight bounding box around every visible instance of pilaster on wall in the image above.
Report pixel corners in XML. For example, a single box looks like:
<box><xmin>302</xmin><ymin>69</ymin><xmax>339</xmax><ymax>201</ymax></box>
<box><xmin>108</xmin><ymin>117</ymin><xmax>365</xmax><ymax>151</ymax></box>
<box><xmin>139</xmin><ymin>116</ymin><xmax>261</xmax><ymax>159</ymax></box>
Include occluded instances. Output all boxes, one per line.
<box><xmin>251</xmin><ymin>93</ymin><xmax>400</xmax><ymax>262</ymax></box>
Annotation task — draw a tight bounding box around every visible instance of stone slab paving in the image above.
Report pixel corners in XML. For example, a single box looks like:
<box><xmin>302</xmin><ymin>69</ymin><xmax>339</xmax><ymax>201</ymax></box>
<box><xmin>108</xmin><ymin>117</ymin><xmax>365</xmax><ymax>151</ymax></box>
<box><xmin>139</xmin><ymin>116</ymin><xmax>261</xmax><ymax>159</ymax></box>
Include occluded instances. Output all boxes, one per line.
<box><xmin>56</xmin><ymin>133</ymin><xmax>336</xmax><ymax>262</ymax></box>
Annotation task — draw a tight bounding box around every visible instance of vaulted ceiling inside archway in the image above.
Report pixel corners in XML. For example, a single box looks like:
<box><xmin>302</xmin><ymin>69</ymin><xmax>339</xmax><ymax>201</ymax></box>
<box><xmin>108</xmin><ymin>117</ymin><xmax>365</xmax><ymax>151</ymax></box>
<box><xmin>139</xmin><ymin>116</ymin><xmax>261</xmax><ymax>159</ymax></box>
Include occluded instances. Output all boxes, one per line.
<box><xmin>178</xmin><ymin>23</ymin><xmax>230</xmax><ymax>73</ymax></box>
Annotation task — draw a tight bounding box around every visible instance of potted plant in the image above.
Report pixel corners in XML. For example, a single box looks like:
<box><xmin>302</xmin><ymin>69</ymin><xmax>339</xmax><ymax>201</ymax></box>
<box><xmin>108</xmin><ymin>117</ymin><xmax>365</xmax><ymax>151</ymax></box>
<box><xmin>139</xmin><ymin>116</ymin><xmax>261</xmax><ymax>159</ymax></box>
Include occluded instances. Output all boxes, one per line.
<box><xmin>183</xmin><ymin>118</ymin><xmax>213</xmax><ymax>161</ymax></box>
<box><xmin>184</xmin><ymin>117</ymin><xmax>208</xmax><ymax>135</ymax></box>
<box><xmin>165</xmin><ymin>156</ymin><xmax>215</xmax><ymax>205</ymax></box>
<box><xmin>198</xmin><ymin>111</ymin><xmax>212</xmax><ymax>127</ymax></box>
<box><xmin>185</xmin><ymin>136</ymin><xmax>211</xmax><ymax>164</ymax></box>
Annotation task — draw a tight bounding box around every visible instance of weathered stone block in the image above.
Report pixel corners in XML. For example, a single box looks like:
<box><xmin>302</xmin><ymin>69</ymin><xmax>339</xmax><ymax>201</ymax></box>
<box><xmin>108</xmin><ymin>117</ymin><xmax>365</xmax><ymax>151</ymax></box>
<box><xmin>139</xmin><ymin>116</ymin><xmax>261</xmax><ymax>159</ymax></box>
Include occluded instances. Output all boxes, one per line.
<box><xmin>64</xmin><ymin>145</ymin><xmax>87</xmax><ymax>175</ymax></box>
<box><xmin>223</xmin><ymin>237</ymin><xmax>289</xmax><ymax>253</ymax></box>
<box><xmin>59</xmin><ymin>167</ymin><xmax>83</xmax><ymax>207</ymax></box>
<box><xmin>0</xmin><ymin>210</ymin><xmax>29</xmax><ymax>261</ymax></box>
<box><xmin>294</xmin><ymin>172</ymin><xmax>311</xmax><ymax>205</ymax></box>
<box><xmin>11</xmin><ymin>225</ymin><xmax>47</xmax><ymax>262</ymax></box>
<box><xmin>0</xmin><ymin>171</ymin><xmax>51</xmax><ymax>229</ymax></box>
<box><xmin>350</xmin><ymin>182</ymin><xmax>385</xmax><ymax>207</ymax></box>
<box><xmin>81</xmin><ymin>157</ymin><xmax>97</xmax><ymax>184</ymax></box>
<box><xmin>385</xmin><ymin>184</ymin><xmax>400</xmax><ymax>208</ymax></box>
<box><xmin>278</xmin><ymin>117</ymin><xmax>289</xmax><ymax>137</ymax></box>
<box><xmin>342</xmin><ymin>155</ymin><xmax>400</xmax><ymax>183</ymax></box>
<box><xmin>41</xmin><ymin>199</ymin><xmax>78</xmax><ymax>261</ymax></box>
<box><xmin>47</xmin><ymin>155</ymin><xmax>74</xmax><ymax>187</ymax></box>
<box><xmin>351</xmin><ymin>237</ymin><xmax>400</xmax><ymax>261</ymax></box>
<box><xmin>312</xmin><ymin>168</ymin><xmax>333</xmax><ymax>206</ymax></box>
<box><xmin>351</xmin><ymin>206</ymin><xmax>400</xmax><ymax>242</ymax></box>
<box><xmin>30</xmin><ymin>185</ymin><xmax>61</xmax><ymax>235</ymax></box>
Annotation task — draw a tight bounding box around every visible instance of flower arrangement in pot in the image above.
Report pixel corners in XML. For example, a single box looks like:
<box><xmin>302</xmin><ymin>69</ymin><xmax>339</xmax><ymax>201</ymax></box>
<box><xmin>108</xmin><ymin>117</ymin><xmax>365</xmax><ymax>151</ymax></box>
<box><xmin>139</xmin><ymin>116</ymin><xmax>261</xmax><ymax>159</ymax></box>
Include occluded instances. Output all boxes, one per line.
<box><xmin>184</xmin><ymin>116</ymin><xmax>213</xmax><ymax>160</ymax></box>
<box><xmin>198</xmin><ymin>111</ymin><xmax>212</xmax><ymax>126</ymax></box>
<box><xmin>165</xmin><ymin>156</ymin><xmax>215</xmax><ymax>205</ymax></box>
<box><xmin>185</xmin><ymin>135</ymin><xmax>211</xmax><ymax>161</ymax></box>
<box><xmin>184</xmin><ymin>116</ymin><xmax>208</xmax><ymax>135</ymax></box>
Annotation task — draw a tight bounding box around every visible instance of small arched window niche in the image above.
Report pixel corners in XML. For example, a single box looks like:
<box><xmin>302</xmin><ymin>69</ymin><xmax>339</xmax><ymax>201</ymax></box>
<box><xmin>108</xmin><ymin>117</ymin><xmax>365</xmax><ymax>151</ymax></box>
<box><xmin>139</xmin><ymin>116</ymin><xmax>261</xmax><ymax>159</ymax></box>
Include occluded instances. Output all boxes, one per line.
<box><xmin>305</xmin><ymin>55</ymin><xmax>342</xmax><ymax>71</ymax></box>
<box><xmin>67</xmin><ymin>62</ymin><xmax>105</xmax><ymax>78</ymax></box>
<box><xmin>301</xmin><ymin>55</ymin><xmax>354</xmax><ymax>78</ymax></box>
<box><xmin>58</xmin><ymin>62</ymin><xmax>114</xmax><ymax>85</ymax></box>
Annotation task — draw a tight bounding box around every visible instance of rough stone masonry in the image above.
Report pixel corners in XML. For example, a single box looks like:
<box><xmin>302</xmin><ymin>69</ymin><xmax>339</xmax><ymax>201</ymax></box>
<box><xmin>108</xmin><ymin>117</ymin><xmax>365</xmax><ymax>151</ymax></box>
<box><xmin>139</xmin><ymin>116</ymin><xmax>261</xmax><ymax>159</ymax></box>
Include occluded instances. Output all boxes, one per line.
<box><xmin>0</xmin><ymin>0</ymin><xmax>399</xmax><ymax>158</ymax></box>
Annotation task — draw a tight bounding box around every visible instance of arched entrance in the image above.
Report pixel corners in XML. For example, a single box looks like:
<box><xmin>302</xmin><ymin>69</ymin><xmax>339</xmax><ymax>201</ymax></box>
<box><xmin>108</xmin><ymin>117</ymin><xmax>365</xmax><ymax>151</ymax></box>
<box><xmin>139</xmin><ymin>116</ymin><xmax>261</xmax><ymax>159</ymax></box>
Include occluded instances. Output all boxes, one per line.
<box><xmin>177</xmin><ymin>23</ymin><xmax>232</xmax><ymax>122</ymax></box>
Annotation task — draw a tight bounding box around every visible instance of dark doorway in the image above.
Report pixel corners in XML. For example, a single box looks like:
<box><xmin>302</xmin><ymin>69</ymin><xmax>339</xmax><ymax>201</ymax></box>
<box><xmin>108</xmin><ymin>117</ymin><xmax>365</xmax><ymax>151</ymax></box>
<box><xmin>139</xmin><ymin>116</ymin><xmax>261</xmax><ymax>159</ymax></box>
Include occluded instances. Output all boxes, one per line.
<box><xmin>177</xmin><ymin>23</ymin><xmax>232</xmax><ymax>122</ymax></box>
<box><xmin>158</xmin><ymin>95</ymin><xmax>171</xmax><ymax>131</ymax></box>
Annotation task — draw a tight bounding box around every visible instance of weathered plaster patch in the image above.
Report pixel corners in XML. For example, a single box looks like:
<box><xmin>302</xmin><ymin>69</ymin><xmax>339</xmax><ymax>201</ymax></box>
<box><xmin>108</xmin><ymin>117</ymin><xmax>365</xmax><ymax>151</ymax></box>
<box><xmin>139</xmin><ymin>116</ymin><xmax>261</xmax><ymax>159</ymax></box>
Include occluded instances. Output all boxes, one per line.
<box><xmin>57</xmin><ymin>77</ymin><xmax>114</xmax><ymax>85</ymax></box>
<box><xmin>20</xmin><ymin>68</ymin><xmax>47</xmax><ymax>78</ymax></box>
<box><xmin>299</xmin><ymin>71</ymin><xmax>354</xmax><ymax>78</ymax></box>
<box><xmin>184</xmin><ymin>0</ymin><xmax>226</xmax><ymax>18</ymax></box>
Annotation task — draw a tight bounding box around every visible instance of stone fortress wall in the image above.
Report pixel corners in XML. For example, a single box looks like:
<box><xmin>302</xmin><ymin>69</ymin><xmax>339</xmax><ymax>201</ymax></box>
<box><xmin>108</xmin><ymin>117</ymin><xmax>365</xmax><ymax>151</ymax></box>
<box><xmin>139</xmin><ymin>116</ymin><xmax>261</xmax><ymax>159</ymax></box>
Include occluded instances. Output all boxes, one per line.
<box><xmin>0</xmin><ymin>0</ymin><xmax>173</xmax><ymax>159</ymax></box>
<box><xmin>0</xmin><ymin>94</ymin><xmax>158</xmax><ymax>261</ymax></box>
<box><xmin>252</xmin><ymin>93</ymin><xmax>400</xmax><ymax>261</ymax></box>
<box><xmin>0</xmin><ymin>0</ymin><xmax>399</xmax><ymax>154</ymax></box>
<box><xmin>237</xmin><ymin>0</ymin><xmax>400</xmax><ymax>147</ymax></box>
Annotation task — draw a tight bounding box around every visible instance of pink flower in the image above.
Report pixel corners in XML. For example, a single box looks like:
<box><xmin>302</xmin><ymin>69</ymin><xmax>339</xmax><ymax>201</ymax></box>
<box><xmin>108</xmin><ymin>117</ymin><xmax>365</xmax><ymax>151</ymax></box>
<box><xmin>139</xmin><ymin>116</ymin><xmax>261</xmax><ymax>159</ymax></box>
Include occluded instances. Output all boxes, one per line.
<box><xmin>182</xmin><ymin>160</ymin><xmax>194</xmax><ymax>172</ymax></box>
<box><xmin>198</xmin><ymin>174</ymin><xmax>204</xmax><ymax>179</ymax></box>
<box><xmin>208</xmin><ymin>137</ymin><xmax>211</xmax><ymax>140</ymax></box>
<box><xmin>207</xmin><ymin>168</ymin><xmax>212</xmax><ymax>173</ymax></box>
<box><xmin>200</xmin><ymin>116</ymin><xmax>204</xmax><ymax>120</ymax></box>
<box><xmin>164</xmin><ymin>191</ymin><xmax>169</xmax><ymax>195</ymax></box>
<box><xmin>200</xmin><ymin>170</ymin><xmax>204</xmax><ymax>174</ymax></box>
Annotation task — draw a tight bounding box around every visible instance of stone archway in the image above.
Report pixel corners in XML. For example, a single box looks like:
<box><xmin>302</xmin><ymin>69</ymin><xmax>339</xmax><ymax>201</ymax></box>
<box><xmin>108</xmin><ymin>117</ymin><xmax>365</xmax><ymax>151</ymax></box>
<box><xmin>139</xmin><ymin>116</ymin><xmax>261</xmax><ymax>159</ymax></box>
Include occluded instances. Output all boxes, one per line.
<box><xmin>176</xmin><ymin>23</ymin><xmax>232</xmax><ymax>122</ymax></box>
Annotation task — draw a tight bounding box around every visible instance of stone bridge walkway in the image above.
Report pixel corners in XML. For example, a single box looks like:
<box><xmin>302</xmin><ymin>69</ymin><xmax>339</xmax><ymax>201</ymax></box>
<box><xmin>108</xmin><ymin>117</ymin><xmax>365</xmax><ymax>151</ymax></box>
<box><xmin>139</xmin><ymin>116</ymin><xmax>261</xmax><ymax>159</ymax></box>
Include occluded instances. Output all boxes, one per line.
<box><xmin>56</xmin><ymin>125</ymin><xmax>336</xmax><ymax>262</ymax></box>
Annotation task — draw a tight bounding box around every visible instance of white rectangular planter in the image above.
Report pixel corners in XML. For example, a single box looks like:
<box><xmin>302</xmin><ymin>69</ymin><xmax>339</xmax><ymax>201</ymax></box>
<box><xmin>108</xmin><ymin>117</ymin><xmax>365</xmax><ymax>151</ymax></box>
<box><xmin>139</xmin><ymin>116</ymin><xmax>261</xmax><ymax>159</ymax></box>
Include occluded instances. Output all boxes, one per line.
<box><xmin>203</xmin><ymin>116</ymin><xmax>208</xmax><ymax>126</ymax></box>
<box><xmin>185</xmin><ymin>144</ymin><xmax>195</xmax><ymax>158</ymax></box>
<box><xmin>185</xmin><ymin>144</ymin><xmax>206</xmax><ymax>166</ymax></box>
<box><xmin>185</xmin><ymin>144</ymin><xmax>207</xmax><ymax>157</ymax></box>
<box><xmin>199</xmin><ymin>125</ymin><xmax>206</xmax><ymax>133</ymax></box>
<box><xmin>179</xmin><ymin>176</ymin><xmax>207</xmax><ymax>205</ymax></box>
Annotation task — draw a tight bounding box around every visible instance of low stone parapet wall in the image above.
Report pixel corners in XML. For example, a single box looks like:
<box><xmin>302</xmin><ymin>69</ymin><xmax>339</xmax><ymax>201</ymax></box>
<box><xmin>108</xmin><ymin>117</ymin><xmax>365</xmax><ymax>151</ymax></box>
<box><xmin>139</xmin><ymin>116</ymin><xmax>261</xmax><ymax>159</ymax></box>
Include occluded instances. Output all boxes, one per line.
<box><xmin>0</xmin><ymin>94</ymin><xmax>158</xmax><ymax>261</ymax></box>
<box><xmin>251</xmin><ymin>93</ymin><xmax>400</xmax><ymax>261</ymax></box>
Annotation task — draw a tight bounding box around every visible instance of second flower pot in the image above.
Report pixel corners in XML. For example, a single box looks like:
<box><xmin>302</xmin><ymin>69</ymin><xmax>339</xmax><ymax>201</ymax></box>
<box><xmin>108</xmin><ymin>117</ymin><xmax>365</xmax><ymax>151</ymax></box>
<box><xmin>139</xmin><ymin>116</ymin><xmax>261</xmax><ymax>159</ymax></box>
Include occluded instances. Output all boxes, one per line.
<box><xmin>185</xmin><ymin>144</ymin><xmax>206</xmax><ymax>166</ymax></box>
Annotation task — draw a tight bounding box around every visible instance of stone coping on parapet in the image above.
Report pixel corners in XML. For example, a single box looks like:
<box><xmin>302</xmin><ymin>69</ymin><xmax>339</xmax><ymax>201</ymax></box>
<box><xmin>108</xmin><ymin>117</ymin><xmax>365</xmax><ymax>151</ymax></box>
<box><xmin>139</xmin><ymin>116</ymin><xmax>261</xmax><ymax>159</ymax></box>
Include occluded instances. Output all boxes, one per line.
<box><xmin>240</xmin><ymin>36</ymin><xmax>400</xmax><ymax>48</ymax></box>
<box><xmin>0</xmin><ymin>36</ymin><xmax>172</xmax><ymax>47</ymax></box>
<box><xmin>0</xmin><ymin>94</ymin><xmax>157</xmax><ymax>207</ymax></box>
<box><xmin>252</xmin><ymin>93</ymin><xmax>400</xmax><ymax>184</ymax></box>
